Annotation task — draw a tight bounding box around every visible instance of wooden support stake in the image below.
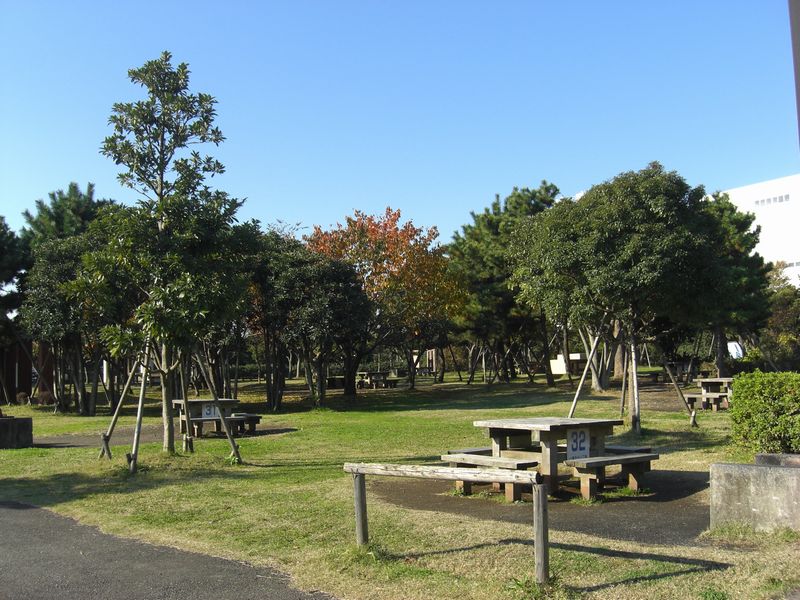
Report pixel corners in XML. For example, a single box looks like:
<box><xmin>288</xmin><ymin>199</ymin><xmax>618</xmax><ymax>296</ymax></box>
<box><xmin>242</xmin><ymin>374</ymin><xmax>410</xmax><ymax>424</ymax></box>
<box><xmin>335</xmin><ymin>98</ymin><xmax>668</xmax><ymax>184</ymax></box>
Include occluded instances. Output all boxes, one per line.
<box><xmin>663</xmin><ymin>361</ymin><xmax>698</xmax><ymax>428</ymax></box>
<box><xmin>100</xmin><ymin>433</ymin><xmax>112</xmax><ymax>460</ymax></box>
<box><xmin>568</xmin><ymin>330</ymin><xmax>602</xmax><ymax>418</ymax></box>
<box><xmin>195</xmin><ymin>352</ymin><xmax>242</xmax><ymax>464</ymax></box>
<box><xmin>533</xmin><ymin>483</ymin><xmax>549</xmax><ymax>585</ymax></box>
<box><xmin>98</xmin><ymin>357</ymin><xmax>141</xmax><ymax>459</ymax></box>
<box><xmin>619</xmin><ymin>345</ymin><xmax>629</xmax><ymax>418</ymax></box>
<box><xmin>129</xmin><ymin>352</ymin><xmax>150</xmax><ymax>475</ymax></box>
<box><xmin>353</xmin><ymin>473</ymin><xmax>368</xmax><ymax>546</ymax></box>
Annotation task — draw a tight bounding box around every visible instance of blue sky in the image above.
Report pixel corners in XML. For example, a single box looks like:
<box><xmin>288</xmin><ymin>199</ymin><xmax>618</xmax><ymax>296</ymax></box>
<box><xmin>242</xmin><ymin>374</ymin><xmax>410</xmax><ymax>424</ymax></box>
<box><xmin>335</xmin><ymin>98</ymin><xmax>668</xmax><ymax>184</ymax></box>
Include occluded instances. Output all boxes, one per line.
<box><xmin>1</xmin><ymin>1</ymin><xmax>797</xmax><ymax>242</ymax></box>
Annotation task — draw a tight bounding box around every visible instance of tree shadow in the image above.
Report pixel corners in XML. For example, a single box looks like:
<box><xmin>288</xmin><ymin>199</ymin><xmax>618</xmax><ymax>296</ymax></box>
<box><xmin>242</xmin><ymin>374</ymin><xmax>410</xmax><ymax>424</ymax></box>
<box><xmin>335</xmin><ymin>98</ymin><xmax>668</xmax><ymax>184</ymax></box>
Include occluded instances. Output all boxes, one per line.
<box><xmin>381</xmin><ymin>537</ymin><xmax>729</xmax><ymax>592</ymax></box>
<box><xmin>0</xmin><ymin>467</ymin><xmax>257</xmax><ymax>509</ymax></box>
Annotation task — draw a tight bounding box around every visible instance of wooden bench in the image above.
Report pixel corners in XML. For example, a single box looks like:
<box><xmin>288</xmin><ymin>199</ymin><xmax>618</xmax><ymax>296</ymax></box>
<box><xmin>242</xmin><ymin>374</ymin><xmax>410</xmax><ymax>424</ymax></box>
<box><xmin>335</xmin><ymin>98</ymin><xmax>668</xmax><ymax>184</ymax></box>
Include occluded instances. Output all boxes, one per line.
<box><xmin>605</xmin><ymin>444</ymin><xmax>651</xmax><ymax>455</ymax></box>
<box><xmin>684</xmin><ymin>393</ymin><xmax>703</xmax><ymax>410</ymax></box>
<box><xmin>443</xmin><ymin>454</ymin><xmax>539</xmax><ymax>501</ymax></box>
<box><xmin>643</xmin><ymin>372</ymin><xmax>660</xmax><ymax>384</ymax></box>
<box><xmin>343</xmin><ymin>463</ymin><xmax>549</xmax><ymax>584</ymax></box>
<box><xmin>703</xmin><ymin>393</ymin><xmax>730</xmax><ymax>411</ymax></box>
<box><xmin>446</xmin><ymin>447</ymin><xmax>492</xmax><ymax>456</ymax></box>
<box><xmin>565</xmin><ymin>452</ymin><xmax>659</xmax><ymax>499</ymax></box>
<box><xmin>189</xmin><ymin>416</ymin><xmax>246</xmax><ymax>437</ymax></box>
<box><xmin>230</xmin><ymin>413</ymin><xmax>262</xmax><ymax>433</ymax></box>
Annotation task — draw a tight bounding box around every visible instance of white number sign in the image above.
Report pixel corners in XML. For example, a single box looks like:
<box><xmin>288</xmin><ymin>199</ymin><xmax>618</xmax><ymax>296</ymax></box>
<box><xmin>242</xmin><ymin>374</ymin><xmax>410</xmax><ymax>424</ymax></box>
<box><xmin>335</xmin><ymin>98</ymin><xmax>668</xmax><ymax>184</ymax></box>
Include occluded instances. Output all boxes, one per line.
<box><xmin>566</xmin><ymin>428</ymin><xmax>590</xmax><ymax>459</ymax></box>
<box><xmin>201</xmin><ymin>403</ymin><xmax>220</xmax><ymax>418</ymax></box>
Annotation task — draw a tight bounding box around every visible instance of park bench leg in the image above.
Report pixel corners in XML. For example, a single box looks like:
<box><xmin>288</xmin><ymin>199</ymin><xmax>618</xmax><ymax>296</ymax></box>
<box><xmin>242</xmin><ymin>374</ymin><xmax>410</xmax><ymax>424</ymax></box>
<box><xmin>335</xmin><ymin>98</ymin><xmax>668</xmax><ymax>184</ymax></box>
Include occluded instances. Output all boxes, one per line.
<box><xmin>576</xmin><ymin>470</ymin><xmax>598</xmax><ymax>499</ymax></box>
<box><xmin>455</xmin><ymin>480</ymin><xmax>472</xmax><ymax>495</ymax></box>
<box><xmin>193</xmin><ymin>423</ymin><xmax>203</xmax><ymax>437</ymax></box>
<box><xmin>247</xmin><ymin>421</ymin><xmax>257</xmax><ymax>433</ymax></box>
<box><xmin>540</xmin><ymin>432</ymin><xmax>561</xmax><ymax>495</ymax></box>
<box><xmin>505</xmin><ymin>482</ymin><xmax>522</xmax><ymax>502</ymax></box>
<box><xmin>622</xmin><ymin>463</ymin><xmax>646</xmax><ymax>492</ymax></box>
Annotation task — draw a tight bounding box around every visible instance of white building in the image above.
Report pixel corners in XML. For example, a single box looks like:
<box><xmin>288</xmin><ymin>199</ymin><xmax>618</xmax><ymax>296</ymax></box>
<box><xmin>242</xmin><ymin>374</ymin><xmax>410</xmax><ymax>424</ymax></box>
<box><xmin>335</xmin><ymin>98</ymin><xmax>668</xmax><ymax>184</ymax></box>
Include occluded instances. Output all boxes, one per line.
<box><xmin>724</xmin><ymin>174</ymin><xmax>800</xmax><ymax>285</ymax></box>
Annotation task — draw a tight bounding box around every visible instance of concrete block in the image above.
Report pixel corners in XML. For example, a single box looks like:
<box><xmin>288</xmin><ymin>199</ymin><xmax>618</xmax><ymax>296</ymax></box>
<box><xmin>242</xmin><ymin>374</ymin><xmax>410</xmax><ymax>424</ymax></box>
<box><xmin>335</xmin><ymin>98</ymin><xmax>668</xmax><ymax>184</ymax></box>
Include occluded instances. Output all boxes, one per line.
<box><xmin>710</xmin><ymin>463</ymin><xmax>800</xmax><ymax>531</ymax></box>
<box><xmin>0</xmin><ymin>417</ymin><xmax>33</xmax><ymax>449</ymax></box>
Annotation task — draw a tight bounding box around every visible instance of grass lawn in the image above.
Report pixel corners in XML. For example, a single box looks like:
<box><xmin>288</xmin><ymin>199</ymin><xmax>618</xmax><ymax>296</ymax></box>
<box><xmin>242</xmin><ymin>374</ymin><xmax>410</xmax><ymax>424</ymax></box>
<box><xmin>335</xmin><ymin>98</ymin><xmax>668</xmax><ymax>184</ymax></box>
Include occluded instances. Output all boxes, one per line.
<box><xmin>1</xmin><ymin>378</ymin><xmax>798</xmax><ymax>599</ymax></box>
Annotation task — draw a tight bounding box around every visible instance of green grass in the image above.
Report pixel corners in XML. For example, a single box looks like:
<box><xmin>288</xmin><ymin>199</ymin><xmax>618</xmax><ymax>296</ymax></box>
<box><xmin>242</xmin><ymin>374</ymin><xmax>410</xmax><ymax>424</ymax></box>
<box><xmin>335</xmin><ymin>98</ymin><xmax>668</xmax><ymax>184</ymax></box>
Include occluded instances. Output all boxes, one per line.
<box><xmin>1</xmin><ymin>379</ymin><xmax>797</xmax><ymax>600</ymax></box>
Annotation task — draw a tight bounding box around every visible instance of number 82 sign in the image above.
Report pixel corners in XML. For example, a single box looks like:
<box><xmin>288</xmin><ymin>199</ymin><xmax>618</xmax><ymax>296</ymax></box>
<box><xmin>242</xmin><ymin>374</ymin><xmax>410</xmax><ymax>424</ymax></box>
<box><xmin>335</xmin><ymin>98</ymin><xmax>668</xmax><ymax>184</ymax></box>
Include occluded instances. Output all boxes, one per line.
<box><xmin>566</xmin><ymin>428</ymin><xmax>590</xmax><ymax>459</ymax></box>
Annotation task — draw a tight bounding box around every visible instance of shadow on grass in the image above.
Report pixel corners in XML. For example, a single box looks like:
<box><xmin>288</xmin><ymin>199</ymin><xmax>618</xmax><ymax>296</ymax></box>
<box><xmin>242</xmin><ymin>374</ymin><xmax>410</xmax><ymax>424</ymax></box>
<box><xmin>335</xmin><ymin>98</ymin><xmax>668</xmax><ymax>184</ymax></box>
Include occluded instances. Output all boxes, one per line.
<box><xmin>0</xmin><ymin>467</ymin><xmax>259</xmax><ymax>509</ymax></box>
<box><xmin>385</xmin><ymin>538</ymin><xmax>730</xmax><ymax>592</ymax></box>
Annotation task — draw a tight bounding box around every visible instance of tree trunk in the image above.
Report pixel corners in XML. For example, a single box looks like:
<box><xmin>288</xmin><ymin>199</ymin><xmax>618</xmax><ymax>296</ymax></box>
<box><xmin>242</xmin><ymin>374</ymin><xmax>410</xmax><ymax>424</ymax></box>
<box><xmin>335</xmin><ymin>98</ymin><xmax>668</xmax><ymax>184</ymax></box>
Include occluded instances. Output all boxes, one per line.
<box><xmin>161</xmin><ymin>343</ymin><xmax>175</xmax><ymax>454</ymax></box>
<box><xmin>313</xmin><ymin>355</ymin><xmax>326</xmax><ymax>407</ymax></box>
<box><xmin>88</xmin><ymin>347</ymin><xmax>102</xmax><ymax>416</ymax></box>
<box><xmin>629</xmin><ymin>337</ymin><xmax>641</xmax><ymax>434</ymax></box>
<box><xmin>714</xmin><ymin>324</ymin><xmax>730</xmax><ymax>377</ymax></box>
<box><xmin>539</xmin><ymin>312</ymin><xmax>556</xmax><ymax>387</ymax></box>
<box><xmin>341</xmin><ymin>344</ymin><xmax>361</xmax><ymax>396</ymax></box>
<box><xmin>405</xmin><ymin>348</ymin><xmax>418</xmax><ymax>390</ymax></box>
<box><xmin>612</xmin><ymin>320</ymin><xmax>625</xmax><ymax>379</ymax></box>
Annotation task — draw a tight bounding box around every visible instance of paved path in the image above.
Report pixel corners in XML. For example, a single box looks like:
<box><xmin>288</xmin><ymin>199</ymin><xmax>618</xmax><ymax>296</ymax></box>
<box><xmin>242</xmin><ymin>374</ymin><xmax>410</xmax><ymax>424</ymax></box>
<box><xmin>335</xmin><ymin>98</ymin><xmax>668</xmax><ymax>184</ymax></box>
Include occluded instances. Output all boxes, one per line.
<box><xmin>0</xmin><ymin>502</ymin><xmax>333</xmax><ymax>600</ymax></box>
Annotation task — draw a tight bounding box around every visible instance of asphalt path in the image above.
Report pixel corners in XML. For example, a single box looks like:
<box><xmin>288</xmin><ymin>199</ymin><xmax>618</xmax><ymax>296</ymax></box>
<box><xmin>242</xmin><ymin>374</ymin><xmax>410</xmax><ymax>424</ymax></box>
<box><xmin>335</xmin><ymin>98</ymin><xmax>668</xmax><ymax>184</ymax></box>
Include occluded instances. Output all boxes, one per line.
<box><xmin>0</xmin><ymin>502</ymin><xmax>334</xmax><ymax>600</ymax></box>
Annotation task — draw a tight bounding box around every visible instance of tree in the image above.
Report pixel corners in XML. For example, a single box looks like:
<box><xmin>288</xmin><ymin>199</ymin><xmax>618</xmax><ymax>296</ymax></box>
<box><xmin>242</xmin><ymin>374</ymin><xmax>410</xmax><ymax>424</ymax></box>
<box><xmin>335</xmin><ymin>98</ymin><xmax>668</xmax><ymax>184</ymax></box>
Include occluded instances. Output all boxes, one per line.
<box><xmin>449</xmin><ymin>183</ymin><xmax>559</xmax><ymax>384</ymax></box>
<box><xmin>307</xmin><ymin>208</ymin><xmax>462</xmax><ymax>391</ymax></box>
<box><xmin>20</xmin><ymin>236</ymin><xmax>89</xmax><ymax>411</ymax></box>
<box><xmin>20</xmin><ymin>183</ymin><xmax>111</xmax><ymax>253</ymax></box>
<box><xmin>98</xmin><ymin>50</ymin><xmax>249</xmax><ymax>459</ymax></box>
<box><xmin>692</xmin><ymin>193</ymin><xmax>770</xmax><ymax>376</ymax></box>
<box><xmin>755</xmin><ymin>263</ymin><xmax>800</xmax><ymax>370</ymax></box>
<box><xmin>510</xmin><ymin>163</ymin><xmax>709</xmax><ymax>432</ymax></box>
<box><xmin>0</xmin><ymin>217</ymin><xmax>26</xmax><ymax>403</ymax></box>
<box><xmin>0</xmin><ymin>217</ymin><xmax>24</xmax><ymax>327</ymax></box>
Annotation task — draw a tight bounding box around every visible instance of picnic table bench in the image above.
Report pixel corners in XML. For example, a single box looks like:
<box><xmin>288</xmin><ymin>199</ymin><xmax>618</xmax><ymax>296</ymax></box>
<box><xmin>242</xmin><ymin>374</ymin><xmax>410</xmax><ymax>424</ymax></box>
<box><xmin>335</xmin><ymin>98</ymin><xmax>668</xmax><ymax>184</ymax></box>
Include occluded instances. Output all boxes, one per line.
<box><xmin>565</xmin><ymin>452</ymin><xmax>659</xmax><ymax>499</ymax></box>
<box><xmin>443</xmin><ymin>453</ymin><xmax>539</xmax><ymax>501</ymax></box>
<box><xmin>230</xmin><ymin>413</ymin><xmax>262</xmax><ymax>434</ymax></box>
<box><xmin>189</xmin><ymin>415</ymin><xmax>246</xmax><ymax>437</ymax></box>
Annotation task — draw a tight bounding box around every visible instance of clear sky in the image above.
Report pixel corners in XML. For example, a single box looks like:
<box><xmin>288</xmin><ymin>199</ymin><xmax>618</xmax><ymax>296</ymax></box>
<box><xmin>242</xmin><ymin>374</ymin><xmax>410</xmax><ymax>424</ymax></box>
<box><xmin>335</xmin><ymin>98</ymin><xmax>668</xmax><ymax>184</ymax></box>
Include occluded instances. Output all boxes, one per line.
<box><xmin>1</xmin><ymin>1</ymin><xmax>797</xmax><ymax>242</ymax></box>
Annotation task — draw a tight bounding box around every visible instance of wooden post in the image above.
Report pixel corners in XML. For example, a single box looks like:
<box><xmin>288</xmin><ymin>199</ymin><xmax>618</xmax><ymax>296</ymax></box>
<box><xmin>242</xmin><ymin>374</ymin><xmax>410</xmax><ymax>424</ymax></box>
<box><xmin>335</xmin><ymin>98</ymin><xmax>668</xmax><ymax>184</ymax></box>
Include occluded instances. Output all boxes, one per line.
<box><xmin>533</xmin><ymin>483</ymin><xmax>549</xmax><ymax>584</ymax></box>
<box><xmin>353</xmin><ymin>473</ymin><xmax>368</xmax><ymax>546</ymax></box>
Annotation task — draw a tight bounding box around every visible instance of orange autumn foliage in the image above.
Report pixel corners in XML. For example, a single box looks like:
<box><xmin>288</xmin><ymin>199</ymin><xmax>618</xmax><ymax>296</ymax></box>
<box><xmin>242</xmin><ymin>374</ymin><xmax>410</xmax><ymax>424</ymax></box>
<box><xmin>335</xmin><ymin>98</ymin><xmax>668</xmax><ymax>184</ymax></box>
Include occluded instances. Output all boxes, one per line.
<box><xmin>306</xmin><ymin>207</ymin><xmax>462</xmax><ymax>330</ymax></box>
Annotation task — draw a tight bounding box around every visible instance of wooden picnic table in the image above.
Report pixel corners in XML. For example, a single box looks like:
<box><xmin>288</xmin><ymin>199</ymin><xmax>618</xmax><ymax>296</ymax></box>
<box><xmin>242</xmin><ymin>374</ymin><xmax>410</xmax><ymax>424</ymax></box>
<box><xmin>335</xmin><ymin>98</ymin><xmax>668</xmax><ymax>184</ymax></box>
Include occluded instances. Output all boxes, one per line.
<box><xmin>472</xmin><ymin>417</ymin><xmax>623</xmax><ymax>494</ymax></box>
<box><xmin>694</xmin><ymin>377</ymin><xmax>733</xmax><ymax>411</ymax></box>
<box><xmin>172</xmin><ymin>398</ymin><xmax>240</xmax><ymax>435</ymax></box>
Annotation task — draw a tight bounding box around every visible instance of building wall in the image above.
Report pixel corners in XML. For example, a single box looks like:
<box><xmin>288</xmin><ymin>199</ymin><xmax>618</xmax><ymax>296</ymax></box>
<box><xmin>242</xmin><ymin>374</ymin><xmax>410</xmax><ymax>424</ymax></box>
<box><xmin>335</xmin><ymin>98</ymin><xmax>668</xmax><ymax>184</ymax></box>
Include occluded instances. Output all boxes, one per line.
<box><xmin>724</xmin><ymin>173</ymin><xmax>800</xmax><ymax>285</ymax></box>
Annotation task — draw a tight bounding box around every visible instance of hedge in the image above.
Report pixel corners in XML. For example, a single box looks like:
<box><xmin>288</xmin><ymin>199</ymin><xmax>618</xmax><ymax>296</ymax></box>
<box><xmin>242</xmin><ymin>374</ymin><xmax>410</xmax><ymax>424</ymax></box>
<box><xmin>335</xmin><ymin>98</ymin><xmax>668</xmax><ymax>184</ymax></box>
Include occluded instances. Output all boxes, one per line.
<box><xmin>730</xmin><ymin>371</ymin><xmax>800</xmax><ymax>453</ymax></box>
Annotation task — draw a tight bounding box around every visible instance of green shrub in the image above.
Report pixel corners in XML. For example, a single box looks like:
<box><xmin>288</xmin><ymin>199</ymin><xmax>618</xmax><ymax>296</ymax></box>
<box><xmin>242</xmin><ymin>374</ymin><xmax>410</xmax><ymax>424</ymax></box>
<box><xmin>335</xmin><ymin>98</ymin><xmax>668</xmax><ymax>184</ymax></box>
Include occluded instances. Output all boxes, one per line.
<box><xmin>730</xmin><ymin>371</ymin><xmax>800</xmax><ymax>453</ymax></box>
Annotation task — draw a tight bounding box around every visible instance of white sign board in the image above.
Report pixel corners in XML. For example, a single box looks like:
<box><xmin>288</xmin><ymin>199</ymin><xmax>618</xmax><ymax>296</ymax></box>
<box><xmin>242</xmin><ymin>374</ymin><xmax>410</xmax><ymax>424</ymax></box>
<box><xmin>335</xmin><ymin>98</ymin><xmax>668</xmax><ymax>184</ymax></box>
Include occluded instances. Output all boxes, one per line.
<box><xmin>566</xmin><ymin>428</ymin><xmax>590</xmax><ymax>459</ymax></box>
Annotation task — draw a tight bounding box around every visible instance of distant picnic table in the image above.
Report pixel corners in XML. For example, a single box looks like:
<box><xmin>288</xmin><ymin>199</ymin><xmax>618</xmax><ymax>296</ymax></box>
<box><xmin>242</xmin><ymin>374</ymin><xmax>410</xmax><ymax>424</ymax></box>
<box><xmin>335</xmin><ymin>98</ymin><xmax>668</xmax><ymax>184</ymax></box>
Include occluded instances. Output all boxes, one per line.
<box><xmin>686</xmin><ymin>377</ymin><xmax>733</xmax><ymax>411</ymax></box>
<box><xmin>172</xmin><ymin>398</ymin><xmax>261</xmax><ymax>436</ymax></box>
